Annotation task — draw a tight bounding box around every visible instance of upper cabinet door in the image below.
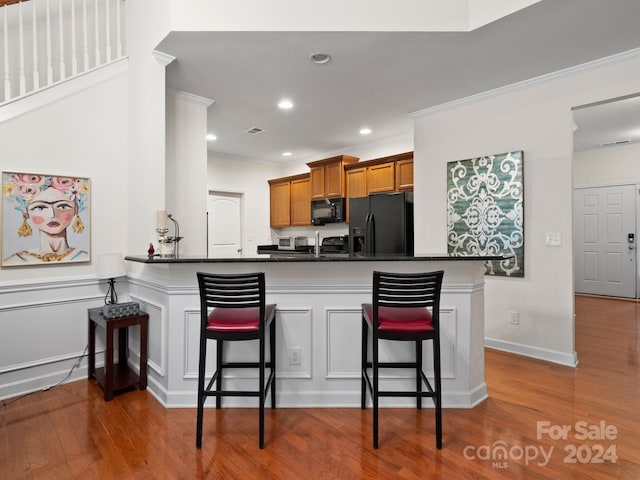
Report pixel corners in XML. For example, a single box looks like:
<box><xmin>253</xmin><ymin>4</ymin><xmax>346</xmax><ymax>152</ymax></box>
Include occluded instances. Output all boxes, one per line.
<box><xmin>395</xmin><ymin>158</ymin><xmax>414</xmax><ymax>191</ymax></box>
<box><xmin>324</xmin><ymin>162</ymin><xmax>344</xmax><ymax>198</ymax></box>
<box><xmin>269</xmin><ymin>180</ymin><xmax>291</xmax><ymax>228</ymax></box>
<box><xmin>310</xmin><ymin>166</ymin><xmax>325</xmax><ymax>200</ymax></box>
<box><xmin>346</xmin><ymin>167</ymin><xmax>367</xmax><ymax>199</ymax></box>
<box><xmin>290</xmin><ymin>176</ymin><xmax>311</xmax><ymax>225</ymax></box>
<box><xmin>367</xmin><ymin>162</ymin><xmax>395</xmax><ymax>193</ymax></box>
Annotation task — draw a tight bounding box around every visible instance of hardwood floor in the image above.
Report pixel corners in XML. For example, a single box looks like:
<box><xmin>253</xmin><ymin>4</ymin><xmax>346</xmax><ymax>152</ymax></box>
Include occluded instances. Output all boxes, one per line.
<box><xmin>2</xmin><ymin>295</ymin><xmax>639</xmax><ymax>479</ymax></box>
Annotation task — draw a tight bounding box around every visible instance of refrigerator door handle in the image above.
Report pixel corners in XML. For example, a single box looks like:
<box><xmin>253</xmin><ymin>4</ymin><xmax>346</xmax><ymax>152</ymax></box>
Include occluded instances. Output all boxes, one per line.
<box><xmin>365</xmin><ymin>213</ymin><xmax>375</xmax><ymax>255</ymax></box>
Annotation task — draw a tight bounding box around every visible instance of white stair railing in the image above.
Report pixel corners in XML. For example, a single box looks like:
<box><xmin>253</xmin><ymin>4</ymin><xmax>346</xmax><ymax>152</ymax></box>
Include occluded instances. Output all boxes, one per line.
<box><xmin>0</xmin><ymin>0</ymin><xmax>126</xmax><ymax>106</ymax></box>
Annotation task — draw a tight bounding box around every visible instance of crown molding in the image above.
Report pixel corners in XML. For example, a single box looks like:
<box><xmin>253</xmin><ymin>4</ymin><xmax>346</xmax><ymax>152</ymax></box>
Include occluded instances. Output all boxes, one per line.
<box><xmin>152</xmin><ymin>50</ymin><xmax>176</xmax><ymax>66</ymax></box>
<box><xmin>410</xmin><ymin>47</ymin><xmax>640</xmax><ymax>118</ymax></box>
<box><xmin>166</xmin><ymin>89</ymin><xmax>215</xmax><ymax>107</ymax></box>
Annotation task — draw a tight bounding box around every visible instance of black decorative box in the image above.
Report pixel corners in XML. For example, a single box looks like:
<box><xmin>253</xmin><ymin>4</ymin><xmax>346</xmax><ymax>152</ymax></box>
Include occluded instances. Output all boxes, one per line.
<box><xmin>103</xmin><ymin>302</ymin><xmax>141</xmax><ymax>318</ymax></box>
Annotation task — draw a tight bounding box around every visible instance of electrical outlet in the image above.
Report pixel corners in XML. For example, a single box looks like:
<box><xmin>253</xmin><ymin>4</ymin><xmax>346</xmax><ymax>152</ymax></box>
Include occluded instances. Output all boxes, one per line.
<box><xmin>289</xmin><ymin>347</ymin><xmax>301</xmax><ymax>365</ymax></box>
<box><xmin>509</xmin><ymin>311</ymin><xmax>520</xmax><ymax>325</ymax></box>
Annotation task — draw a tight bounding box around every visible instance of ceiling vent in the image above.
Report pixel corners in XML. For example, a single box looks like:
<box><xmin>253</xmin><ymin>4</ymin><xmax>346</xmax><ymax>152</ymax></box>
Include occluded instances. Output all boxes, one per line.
<box><xmin>245</xmin><ymin>127</ymin><xmax>265</xmax><ymax>135</ymax></box>
<box><xmin>599</xmin><ymin>139</ymin><xmax>631</xmax><ymax>147</ymax></box>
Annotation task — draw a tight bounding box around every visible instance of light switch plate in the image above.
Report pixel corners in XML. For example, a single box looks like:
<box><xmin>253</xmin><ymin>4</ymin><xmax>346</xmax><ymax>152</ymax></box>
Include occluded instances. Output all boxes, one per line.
<box><xmin>545</xmin><ymin>232</ymin><xmax>562</xmax><ymax>246</ymax></box>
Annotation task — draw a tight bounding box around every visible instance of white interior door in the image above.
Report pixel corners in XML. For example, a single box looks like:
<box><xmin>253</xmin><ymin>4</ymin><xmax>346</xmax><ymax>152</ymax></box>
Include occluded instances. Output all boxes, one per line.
<box><xmin>207</xmin><ymin>192</ymin><xmax>243</xmax><ymax>257</ymax></box>
<box><xmin>574</xmin><ymin>185</ymin><xmax>637</xmax><ymax>298</ymax></box>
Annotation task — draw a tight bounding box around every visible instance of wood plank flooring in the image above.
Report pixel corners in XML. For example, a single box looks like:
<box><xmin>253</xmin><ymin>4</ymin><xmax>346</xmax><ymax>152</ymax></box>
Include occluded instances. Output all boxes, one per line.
<box><xmin>1</xmin><ymin>295</ymin><xmax>639</xmax><ymax>479</ymax></box>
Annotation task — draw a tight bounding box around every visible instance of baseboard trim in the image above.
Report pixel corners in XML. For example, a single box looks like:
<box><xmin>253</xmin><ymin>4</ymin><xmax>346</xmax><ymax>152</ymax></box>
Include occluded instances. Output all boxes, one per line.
<box><xmin>152</xmin><ymin>386</ymin><xmax>486</xmax><ymax>409</ymax></box>
<box><xmin>485</xmin><ymin>337</ymin><xmax>578</xmax><ymax>367</ymax></box>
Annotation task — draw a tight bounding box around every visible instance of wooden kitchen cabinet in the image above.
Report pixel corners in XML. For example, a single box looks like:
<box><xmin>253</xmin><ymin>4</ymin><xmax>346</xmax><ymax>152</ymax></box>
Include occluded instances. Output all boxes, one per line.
<box><xmin>367</xmin><ymin>162</ymin><xmax>395</xmax><ymax>193</ymax></box>
<box><xmin>344</xmin><ymin>151</ymin><xmax>413</xmax><ymax>197</ymax></box>
<box><xmin>290</xmin><ymin>175</ymin><xmax>311</xmax><ymax>226</ymax></box>
<box><xmin>307</xmin><ymin>155</ymin><xmax>359</xmax><ymax>199</ymax></box>
<box><xmin>345</xmin><ymin>167</ymin><xmax>368</xmax><ymax>199</ymax></box>
<box><xmin>309</xmin><ymin>166</ymin><xmax>325</xmax><ymax>199</ymax></box>
<box><xmin>395</xmin><ymin>158</ymin><xmax>414</xmax><ymax>191</ymax></box>
<box><xmin>268</xmin><ymin>173</ymin><xmax>311</xmax><ymax>227</ymax></box>
<box><xmin>344</xmin><ymin>167</ymin><xmax>368</xmax><ymax>222</ymax></box>
<box><xmin>269</xmin><ymin>178</ymin><xmax>291</xmax><ymax>228</ymax></box>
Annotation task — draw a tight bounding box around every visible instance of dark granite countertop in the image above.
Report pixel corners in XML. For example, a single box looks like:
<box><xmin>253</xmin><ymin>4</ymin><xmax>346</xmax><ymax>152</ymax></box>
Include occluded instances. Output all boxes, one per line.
<box><xmin>125</xmin><ymin>253</ymin><xmax>512</xmax><ymax>264</ymax></box>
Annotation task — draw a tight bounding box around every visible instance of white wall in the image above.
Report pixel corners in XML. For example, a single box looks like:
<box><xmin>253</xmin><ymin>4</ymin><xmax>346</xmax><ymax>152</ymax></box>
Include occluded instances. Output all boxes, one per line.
<box><xmin>413</xmin><ymin>53</ymin><xmax>640</xmax><ymax>365</ymax></box>
<box><xmin>207</xmin><ymin>154</ymin><xmax>282</xmax><ymax>253</ymax></box>
<box><xmin>0</xmin><ymin>68</ymin><xmax>129</xmax><ymax>399</ymax></box>
<box><xmin>167</xmin><ymin>0</ymin><xmax>540</xmax><ymax>32</ymax></box>
<box><xmin>574</xmin><ymin>142</ymin><xmax>640</xmax><ymax>188</ymax></box>
<box><xmin>0</xmin><ymin>71</ymin><xmax>129</xmax><ymax>282</ymax></box>
<box><xmin>0</xmin><ymin>0</ymin><xmax>171</xmax><ymax>399</ymax></box>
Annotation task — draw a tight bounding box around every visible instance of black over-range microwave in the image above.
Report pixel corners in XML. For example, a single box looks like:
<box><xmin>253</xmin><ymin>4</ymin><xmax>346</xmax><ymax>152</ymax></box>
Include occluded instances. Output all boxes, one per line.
<box><xmin>311</xmin><ymin>198</ymin><xmax>346</xmax><ymax>225</ymax></box>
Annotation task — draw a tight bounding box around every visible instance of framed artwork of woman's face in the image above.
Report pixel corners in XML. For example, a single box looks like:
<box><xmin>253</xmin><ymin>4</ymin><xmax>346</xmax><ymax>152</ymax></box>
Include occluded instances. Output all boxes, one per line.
<box><xmin>2</xmin><ymin>172</ymin><xmax>91</xmax><ymax>266</ymax></box>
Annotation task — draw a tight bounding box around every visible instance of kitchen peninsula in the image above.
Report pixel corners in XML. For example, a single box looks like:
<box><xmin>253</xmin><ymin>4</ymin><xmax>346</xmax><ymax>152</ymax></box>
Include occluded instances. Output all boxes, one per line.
<box><xmin>125</xmin><ymin>253</ymin><xmax>508</xmax><ymax>410</ymax></box>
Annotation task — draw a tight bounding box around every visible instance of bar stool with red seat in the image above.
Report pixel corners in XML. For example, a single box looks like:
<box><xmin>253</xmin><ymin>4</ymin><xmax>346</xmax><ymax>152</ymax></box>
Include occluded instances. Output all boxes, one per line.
<box><xmin>195</xmin><ymin>271</ymin><xmax>277</xmax><ymax>449</ymax></box>
<box><xmin>361</xmin><ymin>270</ymin><xmax>444</xmax><ymax>449</ymax></box>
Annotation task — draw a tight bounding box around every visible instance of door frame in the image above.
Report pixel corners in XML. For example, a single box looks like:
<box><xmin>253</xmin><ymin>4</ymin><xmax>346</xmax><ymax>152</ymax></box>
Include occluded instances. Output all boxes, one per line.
<box><xmin>573</xmin><ymin>182</ymin><xmax>639</xmax><ymax>299</ymax></box>
<box><xmin>207</xmin><ymin>189</ymin><xmax>246</xmax><ymax>257</ymax></box>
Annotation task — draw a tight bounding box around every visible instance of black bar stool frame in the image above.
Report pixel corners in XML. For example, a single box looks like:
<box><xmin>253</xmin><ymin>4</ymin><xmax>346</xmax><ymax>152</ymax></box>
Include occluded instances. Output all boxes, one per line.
<box><xmin>361</xmin><ymin>270</ymin><xmax>445</xmax><ymax>449</ymax></box>
<box><xmin>195</xmin><ymin>271</ymin><xmax>276</xmax><ymax>449</ymax></box>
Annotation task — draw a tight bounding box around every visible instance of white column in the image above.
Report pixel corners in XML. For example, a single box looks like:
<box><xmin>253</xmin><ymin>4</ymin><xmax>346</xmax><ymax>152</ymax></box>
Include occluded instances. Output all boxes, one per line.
<box><xmin>165</xmin><ymin>90</ymin><xmax>214</xmax><ymax>257</ymax></box>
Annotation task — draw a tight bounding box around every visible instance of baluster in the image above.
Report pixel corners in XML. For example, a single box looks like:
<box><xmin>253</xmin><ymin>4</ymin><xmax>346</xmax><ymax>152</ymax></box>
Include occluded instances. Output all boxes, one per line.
<box><xmin>105</xmin><ymin>0</ymin><xmax>110</xmax><ymax>61</ymax></box>
<box><xmin>115</xmin><ymin>0</ymin><xmax>121</xmax><ymax>57</ymax></box>
<box><xmin>46</xmin><ymin>0</ymin><xmax>53</xmax><ymax>85</ymax></box>
<box><xmin>32</xmin><ymin>0</ymin><xmax>39</xmax><ymax>90</ymax></box>
<box><xmin>3</xmin><ymin>5</ymin><xmax>11</xmax><ymax>101</ymax></box>
<box><xmin>58</xmin><ymin>0</ymin><xmax>65</xmax><ymax>80</ymax></box>
<box><xmin>82</xmin><ymin>0</ymin><xmax>88</xmax><ymax>70</ymax></box>
<box><xmin>18</xmin><ymin>1</ymin><xmax>26</xmax><ymax>95</ymax></box>
<box><xmin>71</xmin><ymin>0</ymin><xmax>77</xmax><ymax>74</ymax></box>
<box><xmin>94</xmin><ymin>0</ymin><xmax>100</xmax><ymax>66</ymax></box>
<box><xmin>1</xmin><ymin>0</ymin><xmax>127</xmax><ymax>102</ymax></box>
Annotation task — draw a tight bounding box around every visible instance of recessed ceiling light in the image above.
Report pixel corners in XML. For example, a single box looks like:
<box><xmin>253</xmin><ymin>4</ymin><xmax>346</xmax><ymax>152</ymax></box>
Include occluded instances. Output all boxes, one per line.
<box><xmin>206</xmin><ymin>133</ymin><xmax>217</xmax><ymax>141</ymax></box>
<box><xmin>359</xmin><ymin>127</ymin><xmax>372</xmax><ymax>135</ymax></box>
<box><xmin>282</xmin><ymin>152</ymin><xmax>292</xmax><ymax>157</ymax></box>
<box><xmin>278</xmin><ymin>99</ymin><xmax>294</xmax><ymax>110</ymax></box>
<box><xmin>310</xmin><ymin>53</ymin><xmax>331</xmax><ymax>64</ymax></box>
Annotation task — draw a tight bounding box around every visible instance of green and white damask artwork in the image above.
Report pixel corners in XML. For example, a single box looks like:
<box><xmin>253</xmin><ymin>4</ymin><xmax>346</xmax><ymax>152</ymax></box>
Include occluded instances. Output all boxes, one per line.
<box><xmin>447</xmin><ymin>151</ymin><xmax>524</xmax><ymax>277</ymax></box>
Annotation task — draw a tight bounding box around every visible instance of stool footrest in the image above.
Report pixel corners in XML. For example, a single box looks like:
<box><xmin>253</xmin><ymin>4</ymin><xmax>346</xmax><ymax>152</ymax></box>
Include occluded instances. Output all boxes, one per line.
<box><xmin>374</xmin><ymin>362</ymin><xmax>420</xmax><ymax>369</ymax></box>
<box><xmin>203</xmin><ymin>390</ymin><xmax>262</xmax><ymax>397</ymax></box>
<box><xmin>220</xmin><ymin>361</ymin><xmax>275</xmax><ymax>368</ymax></box>
<box><xmin>202</xmin><ymin>370</ymin><xmax>276</xmax><ymax>398</ymax></box>
<box><xmin>378</xmin><ymin>391</ymin><xmax>437</xmax><ymax>398</ymax></box>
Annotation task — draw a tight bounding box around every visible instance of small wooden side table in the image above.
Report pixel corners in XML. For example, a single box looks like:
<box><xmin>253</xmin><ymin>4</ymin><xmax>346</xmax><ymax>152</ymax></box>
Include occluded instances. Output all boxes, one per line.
<box><xmin>88</xmin><ymin>307</ymin><xmax>149</xmax><ymax>401</ymax></box>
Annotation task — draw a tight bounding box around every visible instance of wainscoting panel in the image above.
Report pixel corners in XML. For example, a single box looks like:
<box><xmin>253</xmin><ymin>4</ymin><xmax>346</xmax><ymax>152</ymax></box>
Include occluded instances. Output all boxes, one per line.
<box><xmin>326</xmin><ymin>307</ymin><xmax>362</xmax><ymax>379</ymax></box>
<box><xmin>128</xmin><ymin>294</ymin><xmax>164</xmax><ymax>377</ymax></box>
<box><xmin>274</xmin><ymin>307</ymin><xmax>313</xmax><ymax>379</ymax></box>
<box><xmin>0</xmin><ymin>278</ymin><xmax>105</xmax><ymax>399</ymax></box>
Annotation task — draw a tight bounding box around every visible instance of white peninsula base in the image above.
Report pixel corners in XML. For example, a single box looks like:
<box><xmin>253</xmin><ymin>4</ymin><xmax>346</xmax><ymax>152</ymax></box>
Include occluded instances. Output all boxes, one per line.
<box><xmin>126</xmin><ymin>256</ymin><xmax>490</xmax><ymax>409</ymax></box>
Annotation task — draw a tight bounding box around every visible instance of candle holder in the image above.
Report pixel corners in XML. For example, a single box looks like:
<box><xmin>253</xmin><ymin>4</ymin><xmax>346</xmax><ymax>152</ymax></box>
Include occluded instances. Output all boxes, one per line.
<box><xmin>156</xmin><ymin>211</ymin><xmax>182</xmax><ymax>259</ymax></box>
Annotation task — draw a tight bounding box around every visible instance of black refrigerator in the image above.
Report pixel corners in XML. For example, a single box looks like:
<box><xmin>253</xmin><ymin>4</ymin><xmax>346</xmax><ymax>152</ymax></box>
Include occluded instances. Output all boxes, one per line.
<box><xmin>349</xmin><ymin>192</ymin><xmax>414</xmax><ymax>256</ymax></box>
